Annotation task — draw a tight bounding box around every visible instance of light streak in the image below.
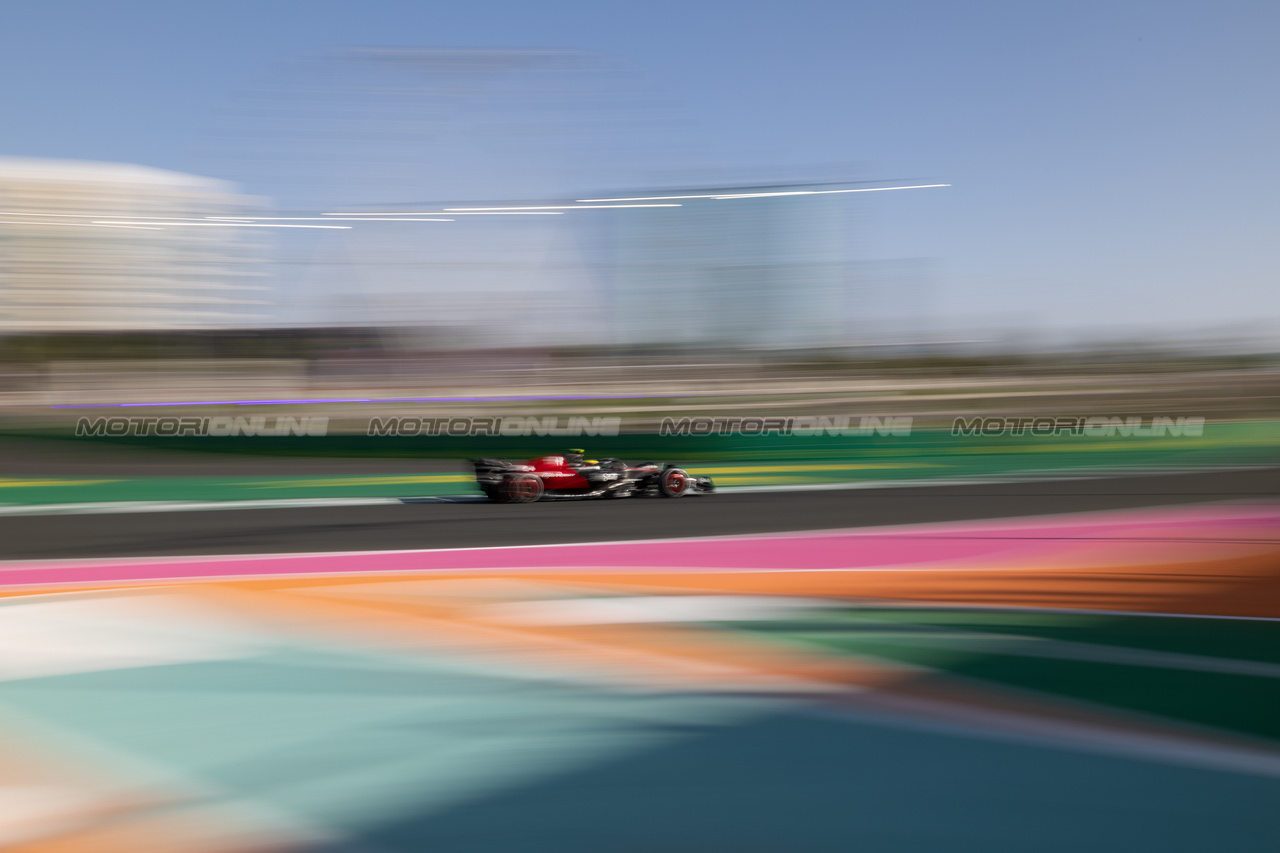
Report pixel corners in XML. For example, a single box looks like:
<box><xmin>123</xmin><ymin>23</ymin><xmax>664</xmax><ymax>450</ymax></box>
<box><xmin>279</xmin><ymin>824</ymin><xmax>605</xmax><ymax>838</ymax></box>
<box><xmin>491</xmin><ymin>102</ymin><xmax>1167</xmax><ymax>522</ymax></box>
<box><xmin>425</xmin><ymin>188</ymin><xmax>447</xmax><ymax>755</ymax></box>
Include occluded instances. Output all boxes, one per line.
<box><xmin>576</xmin><ymin>184</ymin><xmax>951</xmax><ymax>203</ymax></box>
<box><xmin>95</xmin><ymin>221</ymin><xmax>352</xmax><ymax>229</ymax></box>
<box><xmin>443</xmin><ymin>204</ymin><xmax>681</xmax><ymax>211</ymax></box>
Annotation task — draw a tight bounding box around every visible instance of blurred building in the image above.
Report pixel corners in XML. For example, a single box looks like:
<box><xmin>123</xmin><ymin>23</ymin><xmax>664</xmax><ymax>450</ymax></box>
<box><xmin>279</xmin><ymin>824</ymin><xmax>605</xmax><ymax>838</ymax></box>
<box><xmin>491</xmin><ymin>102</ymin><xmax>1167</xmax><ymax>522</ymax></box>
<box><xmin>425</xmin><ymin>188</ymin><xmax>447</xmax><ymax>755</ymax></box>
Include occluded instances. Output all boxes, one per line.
<box><xmin>311</xmin><ymin>183</ymin><xmax>854</xmax><ymax>351</ymax></box>
<box><xmin>601</xmin><ymin>185</ymin><xmax>850</xmax><ymax>349</ymax></box>
<box><xmin>0</xmin><ymin>157</ymin><xmax>270</xmax><ymax>332</ymax></box>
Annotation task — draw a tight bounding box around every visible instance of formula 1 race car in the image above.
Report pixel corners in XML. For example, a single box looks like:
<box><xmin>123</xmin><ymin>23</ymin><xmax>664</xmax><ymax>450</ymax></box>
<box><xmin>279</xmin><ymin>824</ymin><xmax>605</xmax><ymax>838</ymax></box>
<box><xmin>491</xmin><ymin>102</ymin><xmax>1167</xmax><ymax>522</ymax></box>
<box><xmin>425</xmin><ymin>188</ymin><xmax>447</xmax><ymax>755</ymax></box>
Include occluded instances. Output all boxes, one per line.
<box><xmin>473</xmin><ymin>449</ymin><xmax>715</xmax><ymax>503</ymax></box>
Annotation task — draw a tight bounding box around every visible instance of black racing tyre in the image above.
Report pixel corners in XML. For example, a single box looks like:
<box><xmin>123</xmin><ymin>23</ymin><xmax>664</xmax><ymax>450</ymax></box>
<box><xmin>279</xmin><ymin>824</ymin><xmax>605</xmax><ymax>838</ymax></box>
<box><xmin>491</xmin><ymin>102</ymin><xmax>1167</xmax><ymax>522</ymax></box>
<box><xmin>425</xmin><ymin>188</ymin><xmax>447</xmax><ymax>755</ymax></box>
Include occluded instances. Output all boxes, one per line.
<box><xmin>658</xmin><ymin>467</ymin><xmax>691</xmax><ymax>498</ymax></box>
<box><xmin>501</xmin><ymin>474</ymin><xmax>544</xmax><ymax>504</ymax></box>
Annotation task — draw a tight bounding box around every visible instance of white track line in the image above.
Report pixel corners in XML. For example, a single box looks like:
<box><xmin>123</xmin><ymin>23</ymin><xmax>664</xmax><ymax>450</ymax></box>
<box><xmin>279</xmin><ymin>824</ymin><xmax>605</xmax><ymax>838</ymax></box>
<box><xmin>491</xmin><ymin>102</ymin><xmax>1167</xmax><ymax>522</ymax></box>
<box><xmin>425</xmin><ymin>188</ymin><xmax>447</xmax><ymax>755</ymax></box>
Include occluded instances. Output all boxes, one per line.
<box><xmin>721</xmin><ymin>464</ymin><xmax>1278</xmax><ymax>493</ymax></box>
<box><xmin>0</xmin><ymin>464</ymin><xmax>1271</xmax><ymax>516</ymax></box>
<box><xmin>0</xmin><ymin>498</ymin><xmax>402</xmax><ymax>516</ymax></box>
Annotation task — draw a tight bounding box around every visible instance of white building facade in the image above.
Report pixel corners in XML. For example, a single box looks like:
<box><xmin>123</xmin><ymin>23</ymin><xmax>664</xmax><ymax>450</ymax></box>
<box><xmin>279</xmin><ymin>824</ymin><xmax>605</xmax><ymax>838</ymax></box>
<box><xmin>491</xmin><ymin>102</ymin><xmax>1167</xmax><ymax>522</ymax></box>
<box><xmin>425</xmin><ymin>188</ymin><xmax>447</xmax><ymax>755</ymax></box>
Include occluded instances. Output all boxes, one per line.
<box><xmin>0</xmin><ymin>157</ymin><xmax>269</xmax><ymax>332</ymax></box>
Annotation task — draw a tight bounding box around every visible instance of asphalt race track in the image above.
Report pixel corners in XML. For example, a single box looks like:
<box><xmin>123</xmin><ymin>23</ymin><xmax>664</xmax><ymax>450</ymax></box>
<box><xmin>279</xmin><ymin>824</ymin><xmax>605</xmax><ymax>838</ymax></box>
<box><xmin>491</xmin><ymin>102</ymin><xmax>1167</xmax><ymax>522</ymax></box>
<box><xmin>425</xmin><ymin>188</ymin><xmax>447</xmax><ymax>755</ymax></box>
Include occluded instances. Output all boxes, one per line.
<box><xmin>2</xmin><ymin>466</ymin><xmax>1278</xmax><ymax>853</ymax></box>
<box><xmin>1</xmin><ymin>467</ymin><xmax>1275</xmax><ymax>561</ymax></box>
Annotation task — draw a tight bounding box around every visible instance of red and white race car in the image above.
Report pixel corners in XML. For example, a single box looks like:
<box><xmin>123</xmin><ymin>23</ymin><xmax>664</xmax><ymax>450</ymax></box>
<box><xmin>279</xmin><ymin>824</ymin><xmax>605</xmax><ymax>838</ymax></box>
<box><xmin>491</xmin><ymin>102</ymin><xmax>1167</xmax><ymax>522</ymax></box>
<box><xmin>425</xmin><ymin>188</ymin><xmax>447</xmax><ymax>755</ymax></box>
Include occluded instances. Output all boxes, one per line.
<box><xmin>473</xmin><ymin>449</ymin><xmax>715</xmax><ymax>503</ymax></box>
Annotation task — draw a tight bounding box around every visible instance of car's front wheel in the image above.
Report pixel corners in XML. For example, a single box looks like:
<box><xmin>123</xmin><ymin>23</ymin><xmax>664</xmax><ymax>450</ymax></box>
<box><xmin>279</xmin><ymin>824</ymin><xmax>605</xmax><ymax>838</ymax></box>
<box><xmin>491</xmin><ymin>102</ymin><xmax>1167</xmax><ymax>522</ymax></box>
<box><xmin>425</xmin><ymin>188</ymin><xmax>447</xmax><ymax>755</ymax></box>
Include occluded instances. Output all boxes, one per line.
<box><xmin>658</xmin><ymin>467</ymin><xmax>690</xmax><ymax>498</ymax></box>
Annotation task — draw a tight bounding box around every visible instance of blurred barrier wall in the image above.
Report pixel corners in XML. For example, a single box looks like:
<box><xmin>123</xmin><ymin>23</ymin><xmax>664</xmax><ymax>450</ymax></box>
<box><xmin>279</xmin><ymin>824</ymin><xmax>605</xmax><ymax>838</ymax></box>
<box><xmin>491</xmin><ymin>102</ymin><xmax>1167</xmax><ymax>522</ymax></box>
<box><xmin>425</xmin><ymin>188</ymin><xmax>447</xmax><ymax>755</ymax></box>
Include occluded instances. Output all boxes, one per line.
<box><xmin>18</xmin><ymin>420</ymin><xmax>1280</xmax><ymax>466</ymax></box>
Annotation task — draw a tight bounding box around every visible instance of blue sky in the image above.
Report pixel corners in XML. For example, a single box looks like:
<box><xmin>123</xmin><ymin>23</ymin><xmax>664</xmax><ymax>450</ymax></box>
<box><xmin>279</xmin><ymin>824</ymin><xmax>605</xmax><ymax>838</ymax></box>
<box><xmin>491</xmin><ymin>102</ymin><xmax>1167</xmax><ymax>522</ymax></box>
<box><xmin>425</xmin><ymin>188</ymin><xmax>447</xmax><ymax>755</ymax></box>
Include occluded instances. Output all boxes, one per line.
<box><xmin>3</xmin><ymin>1</ymin><xmax>1278</xmax><ymax>341</ymax></box>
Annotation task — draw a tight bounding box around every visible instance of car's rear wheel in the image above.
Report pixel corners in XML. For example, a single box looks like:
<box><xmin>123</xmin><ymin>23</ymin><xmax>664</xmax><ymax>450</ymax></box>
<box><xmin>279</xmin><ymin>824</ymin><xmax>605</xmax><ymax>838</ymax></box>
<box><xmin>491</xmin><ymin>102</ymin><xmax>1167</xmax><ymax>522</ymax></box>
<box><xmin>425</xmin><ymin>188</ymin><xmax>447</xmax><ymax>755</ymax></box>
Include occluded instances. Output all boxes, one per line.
<box><xmin>658</xmin><ymin>467</ymin><xmax>690</xmax><ymax>498</ymax></box>
<box><xmin>501</xmin><ymin>474</ymin><xmax>544</xmax><ymax>503</ymax></box>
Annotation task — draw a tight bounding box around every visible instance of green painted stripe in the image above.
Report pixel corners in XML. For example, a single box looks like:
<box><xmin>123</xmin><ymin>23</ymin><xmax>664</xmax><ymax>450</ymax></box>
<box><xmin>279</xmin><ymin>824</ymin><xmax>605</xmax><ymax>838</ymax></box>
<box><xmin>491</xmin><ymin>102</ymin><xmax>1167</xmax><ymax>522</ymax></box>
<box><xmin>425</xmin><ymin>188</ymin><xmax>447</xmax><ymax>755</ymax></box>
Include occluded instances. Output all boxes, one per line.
<box><xmin>735</xmin><ymin>608</ymin><xmax>1280</xmax><ymax>741</ymax></box>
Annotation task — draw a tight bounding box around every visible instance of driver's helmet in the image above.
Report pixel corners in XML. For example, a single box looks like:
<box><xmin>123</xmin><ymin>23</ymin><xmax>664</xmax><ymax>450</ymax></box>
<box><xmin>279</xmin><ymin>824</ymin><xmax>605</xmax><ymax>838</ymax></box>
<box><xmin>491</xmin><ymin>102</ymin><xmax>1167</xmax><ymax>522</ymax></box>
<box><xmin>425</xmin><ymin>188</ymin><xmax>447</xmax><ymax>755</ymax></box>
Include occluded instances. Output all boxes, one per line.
<box><xmin>564</xmin><ymin>448</ymin><xmax>586</xmax><ymax>466</ymax></box>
